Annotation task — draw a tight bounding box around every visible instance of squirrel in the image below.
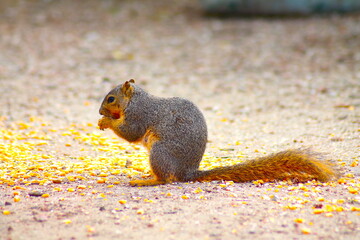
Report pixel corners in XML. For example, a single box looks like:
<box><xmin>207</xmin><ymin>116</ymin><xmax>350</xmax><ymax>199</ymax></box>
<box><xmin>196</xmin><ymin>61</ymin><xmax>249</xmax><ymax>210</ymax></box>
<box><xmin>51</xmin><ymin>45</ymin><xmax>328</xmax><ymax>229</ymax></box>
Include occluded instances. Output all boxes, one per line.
<box><xmin>98</xmin><ymin>79</ymin><xmax>339</xmax><ymax>186</ymax></box>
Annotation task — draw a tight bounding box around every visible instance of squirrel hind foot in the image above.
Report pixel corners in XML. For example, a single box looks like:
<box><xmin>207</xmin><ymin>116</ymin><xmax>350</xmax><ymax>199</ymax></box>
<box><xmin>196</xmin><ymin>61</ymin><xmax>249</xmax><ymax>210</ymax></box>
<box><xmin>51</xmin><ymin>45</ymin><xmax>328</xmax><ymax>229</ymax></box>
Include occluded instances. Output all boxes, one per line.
<box><xmin>129</xmin><ymin>178</ymin><xmax>168</xmax><ymax>187</ymax></box>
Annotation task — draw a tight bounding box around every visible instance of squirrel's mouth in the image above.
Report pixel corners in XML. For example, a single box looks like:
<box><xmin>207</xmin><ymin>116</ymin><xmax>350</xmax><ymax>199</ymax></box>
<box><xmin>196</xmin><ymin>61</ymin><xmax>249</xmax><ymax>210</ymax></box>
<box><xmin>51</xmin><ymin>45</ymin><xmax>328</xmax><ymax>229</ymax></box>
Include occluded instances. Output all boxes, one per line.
<box><xmin>99</xmin><ymin>108</ymin><xmax>120</xmax><ymax>119</ymax></box>
<box><xmin>111</xmin><ymin>112</ymin><xmax>120</xmax><ymax>119</ymax></box>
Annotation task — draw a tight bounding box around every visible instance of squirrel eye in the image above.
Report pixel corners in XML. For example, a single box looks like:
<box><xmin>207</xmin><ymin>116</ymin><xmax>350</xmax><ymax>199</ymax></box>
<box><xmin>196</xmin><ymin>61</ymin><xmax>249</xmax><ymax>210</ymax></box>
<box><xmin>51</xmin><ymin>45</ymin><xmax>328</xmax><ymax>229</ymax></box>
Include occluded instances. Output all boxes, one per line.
<box><xmin>107</xmin><ymin>96</ymin><xmax>115</xmax><ymax>103</ymax></box>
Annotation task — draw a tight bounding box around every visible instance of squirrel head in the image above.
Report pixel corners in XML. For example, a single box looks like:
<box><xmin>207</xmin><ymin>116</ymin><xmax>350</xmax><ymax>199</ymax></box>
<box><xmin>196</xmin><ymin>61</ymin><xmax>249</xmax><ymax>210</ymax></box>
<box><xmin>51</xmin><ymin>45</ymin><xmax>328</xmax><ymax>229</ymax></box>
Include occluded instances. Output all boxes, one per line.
<box><xmin>99</xmin><ymin>79</ymin><xmax>135</xmax><ymax>119</ymax></box>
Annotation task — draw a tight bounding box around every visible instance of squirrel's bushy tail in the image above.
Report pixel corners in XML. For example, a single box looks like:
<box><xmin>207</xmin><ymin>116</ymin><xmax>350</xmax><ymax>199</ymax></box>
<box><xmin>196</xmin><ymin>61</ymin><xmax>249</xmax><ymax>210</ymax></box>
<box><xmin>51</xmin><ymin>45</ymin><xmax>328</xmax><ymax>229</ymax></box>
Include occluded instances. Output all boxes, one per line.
<box><xmin>195</xmin><ymin>149</ymin><xmax>339</xmax><ymax>183</ymax></box>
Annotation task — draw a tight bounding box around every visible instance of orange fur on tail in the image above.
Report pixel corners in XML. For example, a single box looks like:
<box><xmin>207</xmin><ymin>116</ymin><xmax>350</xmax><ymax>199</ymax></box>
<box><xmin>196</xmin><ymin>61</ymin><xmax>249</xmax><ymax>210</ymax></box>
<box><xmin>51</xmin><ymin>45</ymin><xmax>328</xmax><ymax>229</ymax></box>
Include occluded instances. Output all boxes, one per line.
<box><xmin>195</xmin><ymin>149</ymin><xmax>339</xmax><ymax>183</ymax></box>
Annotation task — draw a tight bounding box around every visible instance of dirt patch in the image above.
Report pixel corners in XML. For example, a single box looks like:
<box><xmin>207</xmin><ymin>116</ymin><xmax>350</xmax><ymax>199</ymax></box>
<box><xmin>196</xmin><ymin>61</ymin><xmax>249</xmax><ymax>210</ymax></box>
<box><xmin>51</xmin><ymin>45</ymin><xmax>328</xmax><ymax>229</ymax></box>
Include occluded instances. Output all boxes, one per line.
<box><xmin>0</xmin><ymin>1</ymin><xmax>359</xmax><ymax>239</ymax></box>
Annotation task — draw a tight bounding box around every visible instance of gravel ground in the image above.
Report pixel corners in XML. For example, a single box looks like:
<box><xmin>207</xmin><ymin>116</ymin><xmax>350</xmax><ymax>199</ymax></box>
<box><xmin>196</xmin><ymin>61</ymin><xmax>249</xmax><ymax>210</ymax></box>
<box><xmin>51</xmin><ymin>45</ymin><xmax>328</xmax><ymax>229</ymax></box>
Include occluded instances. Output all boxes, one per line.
<box><xmin>0</xmin><ymin>0</ymin><xmax>359</xmax><ymax>240</ymax></box>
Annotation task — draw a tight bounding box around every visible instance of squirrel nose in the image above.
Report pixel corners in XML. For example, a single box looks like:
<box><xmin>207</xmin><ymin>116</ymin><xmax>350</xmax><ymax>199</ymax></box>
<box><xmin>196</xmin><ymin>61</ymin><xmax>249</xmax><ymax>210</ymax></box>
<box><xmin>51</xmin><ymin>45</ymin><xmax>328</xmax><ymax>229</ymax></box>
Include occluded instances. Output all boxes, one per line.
<box><xmin>99</xmin><ymin>107</ymin><xmax>107</xmax><ymax>116</ymax></box>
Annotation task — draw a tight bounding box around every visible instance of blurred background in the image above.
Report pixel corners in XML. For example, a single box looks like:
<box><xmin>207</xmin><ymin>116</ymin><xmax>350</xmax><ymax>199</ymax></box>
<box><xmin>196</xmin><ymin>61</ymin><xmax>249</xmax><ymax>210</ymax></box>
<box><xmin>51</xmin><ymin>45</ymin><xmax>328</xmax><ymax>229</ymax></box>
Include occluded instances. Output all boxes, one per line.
<box><xmin>201</xmin><ymin>0</ymin><xmax>360</xmax><ymax>15</ymax></box>
<box><xmin>0</xmin><ymin>0</ymin><xmax>358</xmax><ymax>150</ymax></box>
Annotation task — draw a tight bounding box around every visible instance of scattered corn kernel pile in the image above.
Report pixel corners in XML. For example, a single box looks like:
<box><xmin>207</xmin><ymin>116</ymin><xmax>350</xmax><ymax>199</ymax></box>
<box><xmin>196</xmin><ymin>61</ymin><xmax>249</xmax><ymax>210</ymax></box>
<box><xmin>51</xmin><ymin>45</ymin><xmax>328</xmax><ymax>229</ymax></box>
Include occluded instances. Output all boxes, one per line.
<box><xmin>1</xmin><ymin>117</ymin><xmax>359</xmax><ymax>199</ymax></box>
<box><xmin>1</xmin><ymin>116</ymin><xmax>360</xmax><ymax>235</ymax></box>
<box><xmin>0</xmin><ymin>116</ymin><xmax>240</xmax><ymax>186</ymax></box>
<box><xmin>0</xmin><ymin>116</ymin><xmax>150</xmax><ymax>186</ymax></box>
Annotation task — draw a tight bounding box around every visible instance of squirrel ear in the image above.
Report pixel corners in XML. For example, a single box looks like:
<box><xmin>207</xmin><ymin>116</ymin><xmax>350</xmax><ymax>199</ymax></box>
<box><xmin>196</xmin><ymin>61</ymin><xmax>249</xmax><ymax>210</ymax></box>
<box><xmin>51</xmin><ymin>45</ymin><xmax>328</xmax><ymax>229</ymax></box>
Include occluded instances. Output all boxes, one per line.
<box><xmin>129</xmin><ymin>79</ymin><xmax>135</xmax><ymax>83</ymax></box>
<box><xmin>121</xmin><ymin>80</ymin><xmax>134</xmax><ymax>97</ymax></box>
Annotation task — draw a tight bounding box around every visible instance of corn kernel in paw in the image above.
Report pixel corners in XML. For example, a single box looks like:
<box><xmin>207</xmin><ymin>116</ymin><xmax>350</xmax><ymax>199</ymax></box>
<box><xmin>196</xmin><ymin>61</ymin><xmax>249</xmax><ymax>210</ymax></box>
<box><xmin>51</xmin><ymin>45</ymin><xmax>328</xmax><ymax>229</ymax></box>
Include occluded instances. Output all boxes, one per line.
<box><xmin>98</xmin><ymin>117</ymin><xmax>111</xmax><ymax>131</ymax></box>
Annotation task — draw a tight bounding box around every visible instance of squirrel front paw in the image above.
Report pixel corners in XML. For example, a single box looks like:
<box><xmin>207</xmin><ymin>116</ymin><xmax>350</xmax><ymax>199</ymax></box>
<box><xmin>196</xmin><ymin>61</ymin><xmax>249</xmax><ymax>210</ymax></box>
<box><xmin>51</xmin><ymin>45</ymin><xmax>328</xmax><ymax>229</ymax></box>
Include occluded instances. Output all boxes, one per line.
<box><xmin>98</xmin><ymin>116</ymin><xmax>112</xmax><ymax>130</ymax></box>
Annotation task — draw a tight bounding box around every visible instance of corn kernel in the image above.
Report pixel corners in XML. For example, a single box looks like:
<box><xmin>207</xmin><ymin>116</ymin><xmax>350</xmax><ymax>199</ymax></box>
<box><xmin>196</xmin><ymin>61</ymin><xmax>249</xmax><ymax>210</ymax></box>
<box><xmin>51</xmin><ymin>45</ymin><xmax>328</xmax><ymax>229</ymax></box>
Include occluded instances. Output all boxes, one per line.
<box><xmin>348</xmin><ymin>187</ymin><xmax>358</xmax><ymax>194</ymax></box>
<box><xmin>41</xmin><ymin>193</ymin><xmax>50</xmax><ymax>198</ymax></box>
<box><xmin>3</xmin><ymin>210</ymin><xmax>11</xmax><ymax>215</ymax></box>
<box><xmin>350</xmin><ymin>207</ymin><xmax>360</xmax><ymax>211</ymax></box>
<box><xmin>97</xmin><ymin>178</ymin><xmax>106</xmax><ymax>184</ymax></box>
<box><xmin>86</xmin><ymin>225</ymin><xmax>95</xmax><ymax>233</ymax></box>
<box><xmin>63</xmin><ymin>219</ymin><xmax>72</xmax><ymax>224</ymax></box>
<box><xmin>294</xmin><ymin>218</ymin><xmax>304</xmax><ymax>223</ymax></box>
<box><xmin>301</xmin><ymin>227</ymin><xmax>311</xmax><ymax>234</ymax></box>
<box><xmin>136</xmin><ymin>209</ymin><xmax>144</xmax><ymax>214</ymax></box>
<box><xmin>313</xmin><ymin>209</ymin><xmax>324</xmax><ymax>214</ymax></box>
<box><xmin>194</xmin><ymin>187</ymin><xmax>203</xmax><ymax>194</ymax></box>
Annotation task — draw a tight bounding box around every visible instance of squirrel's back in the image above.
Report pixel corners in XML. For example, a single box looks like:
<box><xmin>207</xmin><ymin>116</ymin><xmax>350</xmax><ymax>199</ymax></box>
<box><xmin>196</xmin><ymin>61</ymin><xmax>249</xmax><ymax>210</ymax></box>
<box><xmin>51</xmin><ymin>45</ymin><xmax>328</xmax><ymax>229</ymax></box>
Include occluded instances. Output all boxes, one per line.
<box><xmin>154</xmin><ymin>97</ymin><xmax>207</xmax><ymax>142</ymax></box>
<box><xmin>125</xmin><ymin>85</ymin><xmax>207</xmax><ymax>144</ymax></box>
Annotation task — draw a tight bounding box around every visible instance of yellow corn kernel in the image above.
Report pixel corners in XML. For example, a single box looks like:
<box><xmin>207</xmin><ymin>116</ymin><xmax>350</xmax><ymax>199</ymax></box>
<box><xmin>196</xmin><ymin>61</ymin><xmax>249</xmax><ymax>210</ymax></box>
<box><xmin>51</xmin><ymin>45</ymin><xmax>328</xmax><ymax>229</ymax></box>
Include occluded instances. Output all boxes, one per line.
<box><xmin>348</xmin><ymin>187</ymin><xmax>358</xmax><ymax>194</ymax></box>
<box><xmin>193</xmin><ymin>187</ymin><xmax>203</xmax><ymax>194</ymax></box>
<box><xmin>350</xmin><ymin>207</ymin><xmax>360</xmax><ymax>211</ymax></box>
<box><xmin>313</xmin><ymin>209</ymin><xmax>324</xmax><ymax>214</ymax></box>
<box><xmin>337</xmin><ymin>178</ymin><xmax>346</xmax><ymax>184</ymax></box>
<box><xmin>41</xmin><ymin>193</ymin><xmax>50</xmax><ymax>198</ymax></box>
<box><xmin>97</xmin><ymin>178</ymin><xmax>106</xmax><ymax>184</ymax></box>
<box><xmin>294</xmin><ymin>218</ymin><xmax>304</xmax><ymax>223</ymax></box>
<box><xmin>286</xmin><ymin>205</ymin><xmax>298</xmax><ymax>210</ymax></box>
<box><xmin>3</xmin><ymin>210</ymin><xmax>11</xmax><ymax>215</ymax></box>
<box><xmin>136</xmin><ymin>209</ymin><xmax>145</xmax><ymax>215</ymax></box>
<box><xmin>63</xmin><ymin>219</ymin><xmax>72</xmax><ymax>224</ymax></box>
<box><xmin>86</xmin><ymin>225</ymin><xmax>95</xmax><ymax>233</ymax></box>
<box><xmin>301</xmin><ymin>227</ymin><xmax>311</xmax><ymax>234</ymax></box>
<box><xmin>97</xmin><ymin>193</ymin><xmax>106</xmax><ymax>198</ymax></box>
